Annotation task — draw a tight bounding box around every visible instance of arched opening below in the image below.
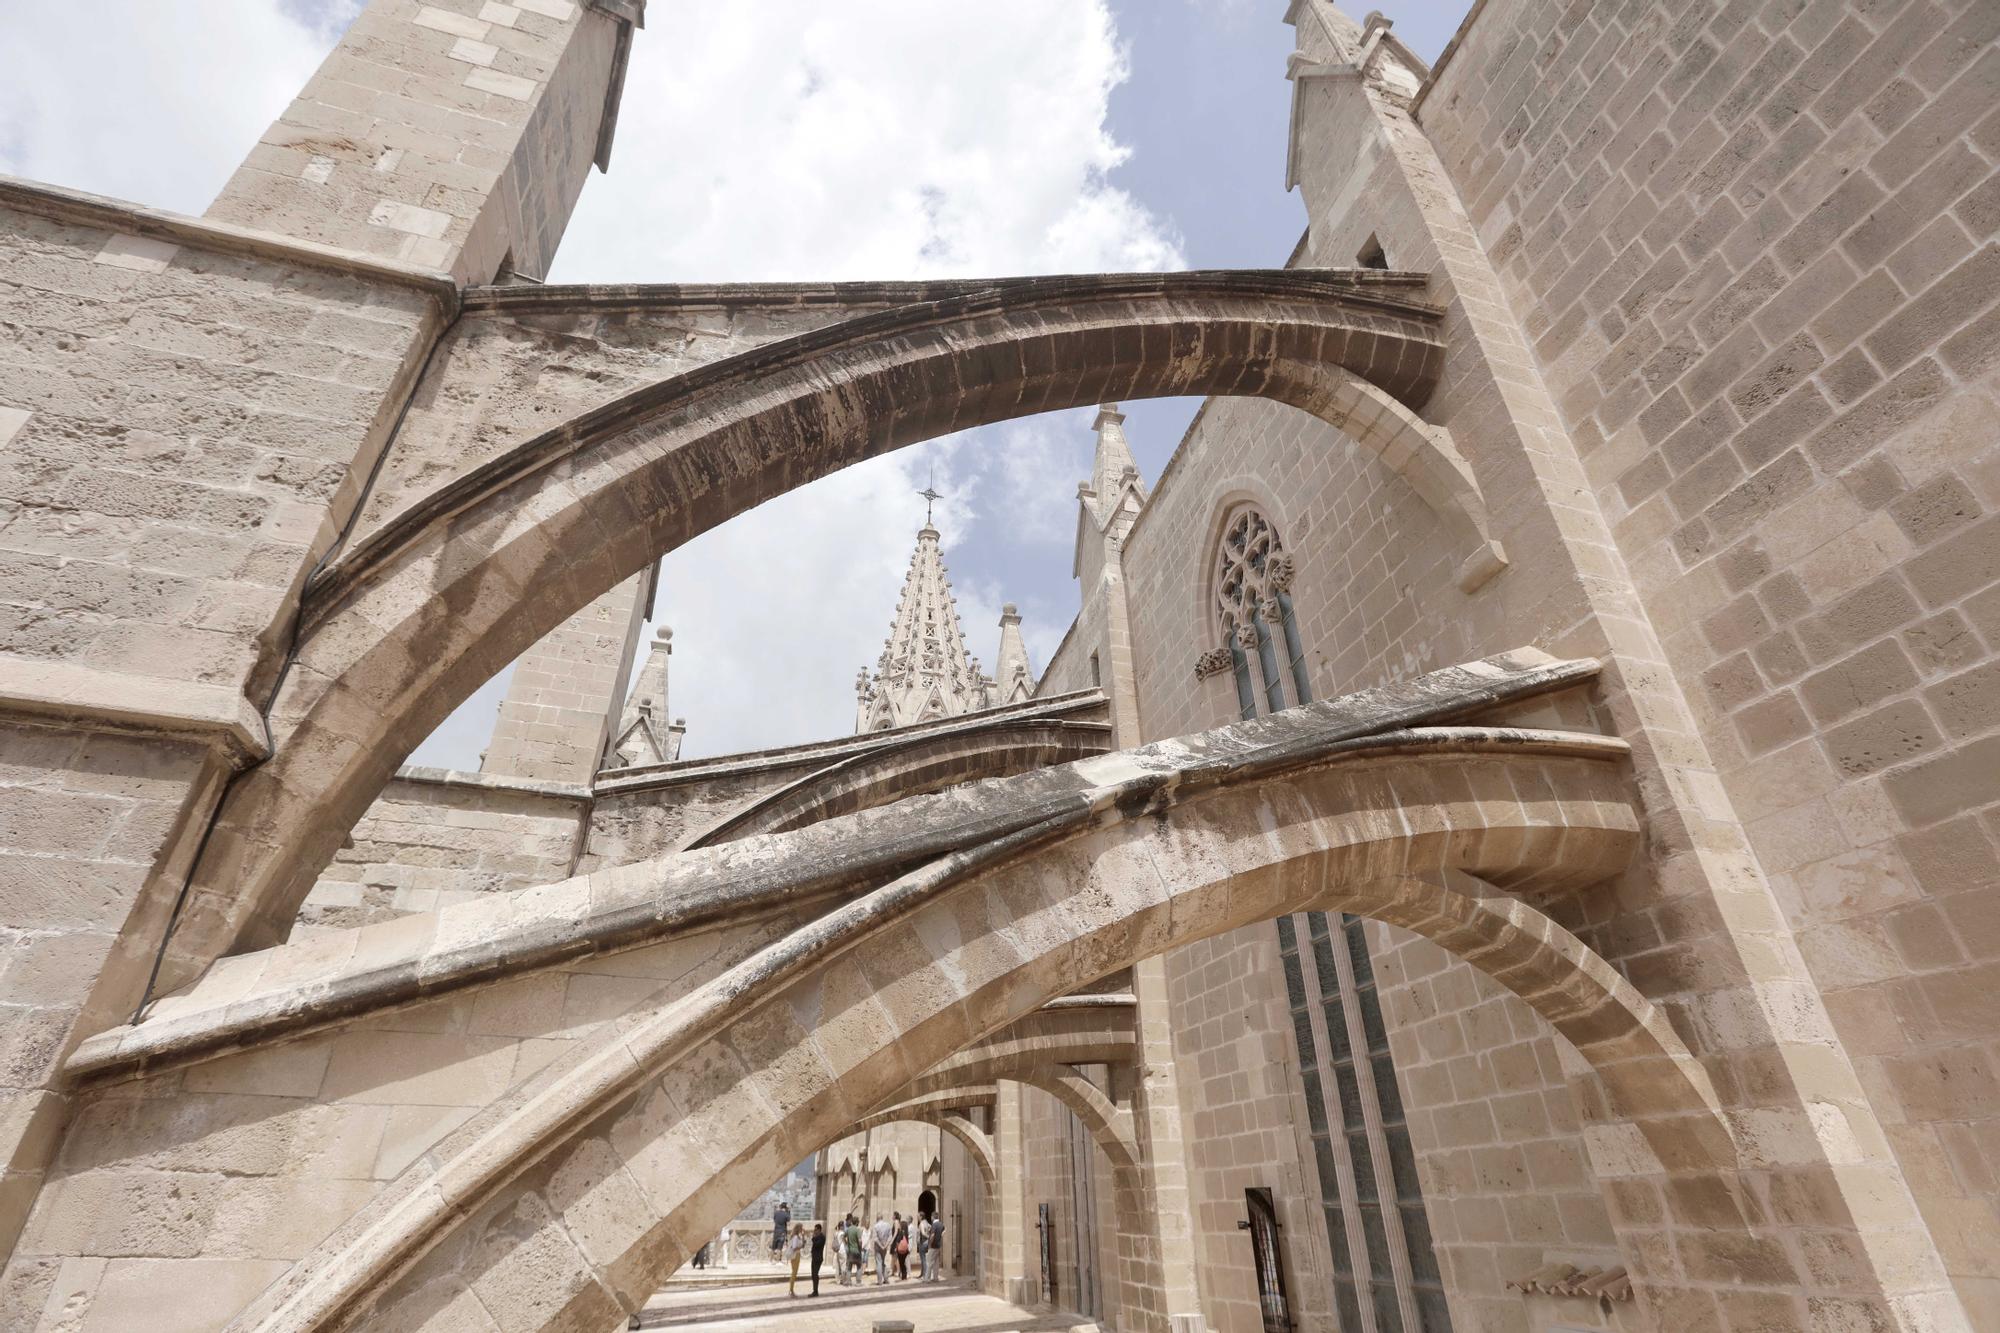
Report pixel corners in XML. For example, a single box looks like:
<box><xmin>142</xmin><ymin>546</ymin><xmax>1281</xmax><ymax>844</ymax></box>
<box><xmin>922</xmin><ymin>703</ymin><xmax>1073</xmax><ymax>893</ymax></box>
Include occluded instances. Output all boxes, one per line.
<box><xmin>221</xmin><ymin>720</ymin><xmax>1752</xmax><ymax>1333</ymax></box>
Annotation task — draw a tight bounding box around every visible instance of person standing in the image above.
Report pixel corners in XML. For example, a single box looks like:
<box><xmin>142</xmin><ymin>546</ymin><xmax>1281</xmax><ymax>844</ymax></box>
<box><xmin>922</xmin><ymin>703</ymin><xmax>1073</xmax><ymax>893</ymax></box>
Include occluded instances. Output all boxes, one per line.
<box><xmin>871</xmin><ymin>1214</ymin><xmax>892</xmax><ymax>1284</ymax></box>
<box><xmin>927</xmin><ymin>1212</ymin><xmax>945</xmax><ymax>1281</ymax></box>
<box><xmin>914</xmin><ymin>1212</ymin><xmax>931</xmax><ymax>1282</ymax></box>
<box><xmin>892</xmin><ymin>1213</ymin><xmax>909</xmax><ymax>1280</ymax></box>
<box><xmin>845</xmin><ymin>1215</ymin><xmax>865</xmax><ymax>1286</ymax></box>
<box><xmin>808</xmin><ymin>1223</ymin><xmax>827</xmax><ymax>1297</ymax></box>
<box><xmin>771</xmin><ymin>1200</ymin><xmax>791</xmax><ymax>1259</ymax></box>
<box><xmin>784</xmin><ymin>1223</ymin><xmax>806</xmax><ymax>1297</ymax></box>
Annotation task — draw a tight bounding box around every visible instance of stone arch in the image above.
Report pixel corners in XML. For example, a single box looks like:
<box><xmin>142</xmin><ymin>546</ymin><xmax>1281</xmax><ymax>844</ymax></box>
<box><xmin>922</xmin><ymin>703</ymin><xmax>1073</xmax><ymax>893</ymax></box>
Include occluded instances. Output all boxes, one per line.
<box><xmin>166</xmin><ymin>272</ymin><xmax>1500</xmax><ymax>977</ymax></box>
<box><xmin>906</xmin><ymin>998</ymin><xmax>1137</xmax><ymax>1092</ymax></box>
<box><xmin>681</xmin><ymin>717</ymin><xmax>1115</xmax><ymax>850</ymax></box>
<box><xmin>819</xmin><ymin>1097</ymin><xmax>999</xmax><ymax>1291</ymax></box>
<box><xmin>846</xmin><ymin>1087</ymin><xmax>1001</xmax><ymax>1145</ymax></box>
<box><xmin>928</xmin><ymin>1114</ymin><xmax>996</xmax><ymax>1191</ymax></box>
<box><xmin>221</xmin><ymin>728</ymin><xmax>1745</xmax><ymax>1333</ymax></box>
<box><xmin>1016</xmin><ymin>1069</ymin><xmax>1135</xmax><ymax>1171</ymax></box>
<box><xmin>856</xmin><ymin>1073</ymin><xmax>1135</xmax><ymax>1178</ymax></box>
<box><xmin>859</xmin><ymin>1058</ymin><xmax>1144</xmax><ymax>1323</ymax></box>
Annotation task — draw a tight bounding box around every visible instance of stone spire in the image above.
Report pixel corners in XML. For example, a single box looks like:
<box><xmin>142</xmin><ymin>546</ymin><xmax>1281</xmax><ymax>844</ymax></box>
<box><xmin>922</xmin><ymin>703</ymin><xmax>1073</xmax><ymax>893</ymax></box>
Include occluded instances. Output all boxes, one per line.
<box><xmin>1075</xmin><ymin>404</ymin><xmax>1150</xmax><ymax>581</ymax></box>
<box><xmin>857</xmin><ymin>521</ymin><xmax>994</xmax><ymax>733</ymax></box>
<box><xmin>994</xmin><ymin>604</ymin><xmax>1034</xmax><ymax>706</ymax></box>
<box><xmin>1089</xmin><ymin>404</ymin><xmax>1143</xmax><ymax>515</ymax></box>
<box><xmin>604</xmin><ymin>628</ymin><xmax>686</xmax><ymax>769</ymax></box>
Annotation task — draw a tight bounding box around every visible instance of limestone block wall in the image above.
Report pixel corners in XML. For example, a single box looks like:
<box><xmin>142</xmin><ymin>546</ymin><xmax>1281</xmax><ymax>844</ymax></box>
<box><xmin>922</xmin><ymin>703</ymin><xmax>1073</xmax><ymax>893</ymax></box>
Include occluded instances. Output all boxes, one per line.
<box><xmin>582</xmin><ymin>768</ymin><xmax>802</xmax><ymax>869</ymax></box>
<box><xmin>1420</xmin><ymin>0</ymin><xmax>2000</xmax><ymax>1319</ymax></box>
<box><xmin>479</xmin><ymin>572</ymin><xmax>650</xmax><ymax>786</ymax></box>
<box><xmin>1040</xmin><ymin>609</ymin><xmax>1103</xmax><ymax>699</ymax></box>
<box><xmin>1369</xmin><ymin>924</ymin><xmax>1637</xmax><ymax>1333</ymax></box>
<box><xmin>0</xmin><ymin>197</ymin><xmax>433</xmax><ymax>695</ymax></box>
<box><xmin>204</xmin><ymin>0</ymin><xmax>627</xmax><ymax>282</ymax></box>
<box><xmin>0</xmin><ymin>912</ymin><xmax>793</xmax><ymax>1329</ymax></box>
<box><xmin>296</xmin><ymin>768</ymin><xmax>587</xmax><ymax>935</ymax></box>
<box><xmin>1158</xmin><ymin>928</ymin><xmax>1341</xmax><ymax>1333</ymax></box>
<box><xmin>0</xmin><ymin>728</ymin><xmax>220</xmax><ymax>1253</ymax></box>
<box><xmin>1016</xmin><ymin>1077</ymin><xmax>1119</xmax><ymax>1321</ymax></box>
<box><xmin>0</xmin><ymin>185</ymin><xmax>441</xmax><ymax>1256</ymax></box>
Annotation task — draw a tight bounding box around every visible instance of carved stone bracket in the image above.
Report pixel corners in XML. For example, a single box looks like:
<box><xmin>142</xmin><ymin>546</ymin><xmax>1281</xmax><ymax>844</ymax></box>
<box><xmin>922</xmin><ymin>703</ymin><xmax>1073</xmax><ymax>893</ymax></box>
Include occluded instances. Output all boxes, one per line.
<box><xmin>1194</xmin><ymin>648</ymin><xmax>1234</xmax><ymax>681</ymax></box>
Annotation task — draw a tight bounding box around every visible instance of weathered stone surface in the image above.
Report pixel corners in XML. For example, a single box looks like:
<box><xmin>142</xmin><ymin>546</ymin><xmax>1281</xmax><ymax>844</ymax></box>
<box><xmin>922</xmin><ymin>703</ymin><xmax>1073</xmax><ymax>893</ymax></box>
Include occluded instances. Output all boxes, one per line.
<box><xmin>4</xmin><ymin>2</ymin><xmax>1995</xmax><ymax>1330</ymax></box>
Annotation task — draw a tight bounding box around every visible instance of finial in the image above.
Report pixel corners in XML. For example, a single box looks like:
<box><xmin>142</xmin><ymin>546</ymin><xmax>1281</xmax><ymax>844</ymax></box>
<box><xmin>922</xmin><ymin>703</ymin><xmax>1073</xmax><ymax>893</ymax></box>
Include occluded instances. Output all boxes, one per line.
<box><xmin>918</xmin><ymin>461</ymin><xmax>943</xmax><ymax>528</ymax></box>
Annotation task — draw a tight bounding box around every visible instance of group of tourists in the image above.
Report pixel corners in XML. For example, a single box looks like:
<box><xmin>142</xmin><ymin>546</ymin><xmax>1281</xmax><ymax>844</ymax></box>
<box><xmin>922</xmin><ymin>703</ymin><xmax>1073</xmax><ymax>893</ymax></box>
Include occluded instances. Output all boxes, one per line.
<box><xmin>773</xmin><ymin>1207</ymin><xmax>947</xmax><ymax>1296</ymax></box>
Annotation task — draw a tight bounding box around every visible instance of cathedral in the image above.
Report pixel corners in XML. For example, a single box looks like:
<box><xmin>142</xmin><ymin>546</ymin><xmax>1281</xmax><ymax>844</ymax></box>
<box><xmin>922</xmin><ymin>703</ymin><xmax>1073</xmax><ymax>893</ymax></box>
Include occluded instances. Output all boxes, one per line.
<box><xmin>1</xmin><ymin>2</ymin><xmax>1996</xmax><ymax>1332</ymax></box>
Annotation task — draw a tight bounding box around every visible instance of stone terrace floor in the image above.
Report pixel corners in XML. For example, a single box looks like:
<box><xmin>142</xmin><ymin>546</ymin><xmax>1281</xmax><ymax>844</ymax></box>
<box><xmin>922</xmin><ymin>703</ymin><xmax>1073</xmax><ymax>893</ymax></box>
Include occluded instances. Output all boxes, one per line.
<box><xmin>634</xmin><ymin>1277</ymin><xmax>1096</xmax><ymax>1331</ymax></box>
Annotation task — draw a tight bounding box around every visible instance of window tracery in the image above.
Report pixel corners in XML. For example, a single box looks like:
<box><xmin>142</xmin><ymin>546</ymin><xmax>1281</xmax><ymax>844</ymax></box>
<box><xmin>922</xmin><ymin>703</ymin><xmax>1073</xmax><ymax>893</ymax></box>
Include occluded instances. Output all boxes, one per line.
<box><xmin>1212</xmin><ymin>507</ymin><xmax>1312</xmax><ymax>718</ymax></box>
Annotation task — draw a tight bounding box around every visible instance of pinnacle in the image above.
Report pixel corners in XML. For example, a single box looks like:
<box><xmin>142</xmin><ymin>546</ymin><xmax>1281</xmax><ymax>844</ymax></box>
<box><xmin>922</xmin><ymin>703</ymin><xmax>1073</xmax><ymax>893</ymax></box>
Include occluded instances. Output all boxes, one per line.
<box><xmin>855</xmin><ymin>520</ymin><xmax>1002</xmax><ymax>732</ymax></box>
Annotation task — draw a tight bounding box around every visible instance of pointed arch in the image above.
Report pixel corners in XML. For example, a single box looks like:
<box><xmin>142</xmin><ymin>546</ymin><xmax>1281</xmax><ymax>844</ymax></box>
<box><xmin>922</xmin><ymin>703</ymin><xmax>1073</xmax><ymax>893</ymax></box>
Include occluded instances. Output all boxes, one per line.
<box><xmin>218</xmin><ymin>723</ymin><xmax>1715</xmax><ymax>1333</ymax></box>
<box><xmin>162</xmin><ymin>271</ymin><xmax>1498</xmax><ymax>980</ymax></box>
<box><xmin>679</xmin><ymin>718</ymin><xmax>1114</xmax><ymax>850</ymax></box>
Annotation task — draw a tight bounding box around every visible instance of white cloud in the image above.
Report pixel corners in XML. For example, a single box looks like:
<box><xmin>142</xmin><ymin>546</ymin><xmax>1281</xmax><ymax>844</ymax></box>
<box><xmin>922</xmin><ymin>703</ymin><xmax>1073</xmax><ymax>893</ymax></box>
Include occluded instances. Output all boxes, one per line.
<box><xmin>980</xmin><ymin>413</ymin><xmax>1094</xmax><ymax>549</ymax></box>
<box><xmin>0</xmin><ymin>1</ymin><xmax>1181</xmax><ymax>766</ymax></box>
<box><xmin>550</xmin><ymin>3</ymin><xmax>1182</xmax><ymax>283</ymax></box>
<box><xmin>0</xmin><ymin>2</ymin><xmax>331</xmax><ymax>215</ymax></box>
<box><xmin>656</xmin><ymin>416</ymin><xmax>1084</xmax><ymax>761</ymax></box>
<box><xmin>545</xmin><ymin>1</ymin><xmax>1182</xmax><ymax>760</ymax></box>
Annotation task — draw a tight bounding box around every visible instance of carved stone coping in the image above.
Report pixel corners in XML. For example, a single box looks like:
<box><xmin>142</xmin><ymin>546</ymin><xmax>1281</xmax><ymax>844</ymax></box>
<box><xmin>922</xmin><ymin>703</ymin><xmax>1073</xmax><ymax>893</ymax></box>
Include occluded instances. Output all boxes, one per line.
<box><xmin>457</xmin><ymin>267</ymin><xmax>1438</xmax><ymax>320</ymax></box>
<box><xmin>596</xmin><ymin>689</ymin><xmax>1109</xmax><ymax>793</ymax></box>
<box><xmin>678</xmin><ymin>717</ymin><xmax>1116</xmax><ymax>850</ymax></box>
<box><xmin>67</xmin><ymin>652</ymin><xmax>1615</xmax><ymax>1084</ymax></box>
<box><xmin>0</xmin><ymin>658</ymin><xmax>270</xmax><ymax>766</ymax></box>
<box><xmin>1037</xmin><ymin>994</ymin><xmax>1137</xmax><ymax>1011</ymax></box>
<box><xmin>304</xmin><ymin>269</ymin><xmax>1447</xmax><ymax>628</ymax></box>
<box><xmin>0</xmin><ymin>173</ymin><xmax>458</xmax><ymax>311</ymax></box>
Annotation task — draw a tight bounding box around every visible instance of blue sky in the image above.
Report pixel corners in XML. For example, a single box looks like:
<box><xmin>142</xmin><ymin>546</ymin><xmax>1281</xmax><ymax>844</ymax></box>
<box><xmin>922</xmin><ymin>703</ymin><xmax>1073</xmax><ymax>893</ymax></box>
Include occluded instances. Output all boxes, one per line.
<box><xmin>0</xmin><ymin>2</ymin><xmax>1473</xmax><ymax>765</ymax></box>
<box><xmin>1095</xmin><ymin>1</ymin><xmax>1467</xmax><ymax>512</ymax></box>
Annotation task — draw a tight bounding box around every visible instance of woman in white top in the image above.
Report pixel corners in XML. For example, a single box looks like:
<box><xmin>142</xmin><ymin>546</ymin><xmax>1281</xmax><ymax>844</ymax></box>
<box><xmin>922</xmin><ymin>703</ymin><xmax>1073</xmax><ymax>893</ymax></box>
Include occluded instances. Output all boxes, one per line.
<box><xmin>784</xmin><ymin>1222</ymin><xmax>808</xmax><ymax>1297</ymax></box>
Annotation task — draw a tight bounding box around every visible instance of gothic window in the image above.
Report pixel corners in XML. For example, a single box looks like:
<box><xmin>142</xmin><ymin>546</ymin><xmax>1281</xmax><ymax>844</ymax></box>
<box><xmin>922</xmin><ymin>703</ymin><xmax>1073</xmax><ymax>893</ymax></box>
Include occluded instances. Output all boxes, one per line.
<box><xmin>1213</xmin><ymin>507</ymin><xmax>1311</xmax><ymax>718</ymax></box>
<box><xmin>1277</xmin><ymin>914</ymin><xmax>1452</xmax><ymax>1333</ymax></box>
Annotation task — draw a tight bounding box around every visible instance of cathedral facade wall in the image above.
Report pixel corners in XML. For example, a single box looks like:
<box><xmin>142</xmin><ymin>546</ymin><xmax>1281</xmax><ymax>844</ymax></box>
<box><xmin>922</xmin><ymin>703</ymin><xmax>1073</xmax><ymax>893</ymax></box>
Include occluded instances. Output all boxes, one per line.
<box><xmin>1108</xmin><ymin>164</ymin><xmax>1632</xmax><ymax>1331</ymax></box>
<box><xmin>1421</xmin><ymin>0</ymin><xmax>2000</xmax><ymax>1318</ymax></box>
<box><xmin>0</xmin><ymin>196</ymin><xmax>435</xmax><ymax>694</ymax></box>
<box><xmin>1015</xmin><ymin>1075</ymin><xmax>1119</xmax><ymax>1321</ymax></box>
<box><xmin>2</xmin><ymin>909</ymin><xmax>796</xmax><ymax>1326</ymax></box>
<box><xmin>0</xmin><ymin>185</ymin><xmax>444</xmax><ymax>1257</ymax></box>
<box><xmin>1114</xmin><ymin>386</ymin><xmax>1625</xmax><ymax>1330</ymax></box>
<box><xmin>1157</xmin><ymin>925</ymin><xmax>1343</xmax><ymax>1333</ymax></box>
<box><xmin>296</xmin><ymin>769</ymin><xmax>587</xmax><ymax>934</ymax></box>
<box><xmin>1092</xmin><ymin>4</ymin><xmax>1967</xmax><ymax>1326</ymax></box>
